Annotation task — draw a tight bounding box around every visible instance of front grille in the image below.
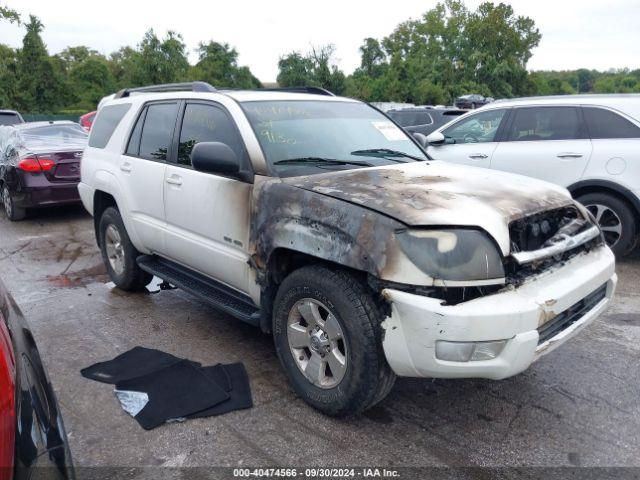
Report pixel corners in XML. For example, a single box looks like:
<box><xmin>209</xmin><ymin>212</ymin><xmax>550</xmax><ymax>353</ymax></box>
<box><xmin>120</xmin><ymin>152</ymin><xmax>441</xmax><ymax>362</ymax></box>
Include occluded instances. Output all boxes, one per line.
<box><xmin>509</xmin><ymin>206</ymin><xmax>580</xmax><ymax>253</ymax></box>
<box><xmin>537</xmin><ymin>284</ymin><xmax>607</xmax><ymax>345</ymax></box>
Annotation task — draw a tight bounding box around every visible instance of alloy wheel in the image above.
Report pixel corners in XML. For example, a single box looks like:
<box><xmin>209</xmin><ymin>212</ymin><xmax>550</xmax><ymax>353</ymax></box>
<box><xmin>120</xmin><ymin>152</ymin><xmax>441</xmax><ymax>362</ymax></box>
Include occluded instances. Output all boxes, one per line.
<box><xmin>287</xmin><ymin>298</ymin><xmax>348</xmax><ymax>389</ymax></box>
<box><xmin>104</xmin><ymin>224</ymin><xmax>126</xmax><ymax>275</ymax></box>
<box><xmin>585</xmin><ymin>203</ymin><xmax>623</xmax><ymax>248</ymax></box>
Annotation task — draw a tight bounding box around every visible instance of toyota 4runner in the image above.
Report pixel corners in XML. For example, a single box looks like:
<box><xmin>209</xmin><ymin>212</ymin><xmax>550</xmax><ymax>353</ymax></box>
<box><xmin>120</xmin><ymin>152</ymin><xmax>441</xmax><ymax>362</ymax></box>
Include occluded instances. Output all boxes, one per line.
<box><xmin>79</xmin><ymin>82</ymin><xmax>617</xmax><ymax>416</ymax></box>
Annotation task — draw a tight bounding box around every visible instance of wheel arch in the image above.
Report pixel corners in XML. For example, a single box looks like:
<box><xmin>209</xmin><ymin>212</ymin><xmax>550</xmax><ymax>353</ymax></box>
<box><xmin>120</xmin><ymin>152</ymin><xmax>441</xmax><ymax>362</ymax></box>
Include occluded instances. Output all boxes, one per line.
<box><xmin>258</xmin><ymin>247</ymin><xmax>371</xmax><ymax>334</ymax></box>
<box><xmin>568</xmin><ymin>179</ymin><xmax>640</xmax><ymax>232</ymax></box>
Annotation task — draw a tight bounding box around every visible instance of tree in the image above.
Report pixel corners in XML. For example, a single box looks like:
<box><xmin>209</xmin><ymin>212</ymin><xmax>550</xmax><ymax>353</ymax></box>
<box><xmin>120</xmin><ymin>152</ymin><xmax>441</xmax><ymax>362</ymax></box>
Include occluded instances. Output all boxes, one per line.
<box><xmin>277</xmin><ymin>45</ymin><xmax>345</xmax><ymax>94</ymax></box>
<box><xmin>347</xmin><ymin>1</ymin><xmax>540</xmax><ymax>103</ymax></box>
<box><xmin>0</xmin><ymin>4</ymin><xmax>19</xmax><ymax>24</ymax></box>
<box><xmin>16</xmin><ymin>15</ymin><xmax>64</xmax><ymax>112</ymax></box>
<box><xmin>191</xmin><ymin>41</ymin><xmax>261</xmax><ymax>88</ymax></box>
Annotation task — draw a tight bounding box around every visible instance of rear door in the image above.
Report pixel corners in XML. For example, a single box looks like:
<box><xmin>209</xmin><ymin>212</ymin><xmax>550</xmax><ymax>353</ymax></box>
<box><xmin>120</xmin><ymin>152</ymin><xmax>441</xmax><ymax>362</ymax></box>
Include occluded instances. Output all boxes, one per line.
<box><xmin>118</xmin><ymin>101</ymin><xmax>179</xmax><ymax>255</ymax></box>
<box><xmin>490</xmin><ymin>106</ymin><xmax>592</xmax><ymax>187</ymax></box>
<box><xmin>581</xmin><ymin>106</ymin><xmax>640</xmax><ymax>192</ymax></box>
<box><xmin>162</xmin><ymin>101</ymin><xmax>254</xmax><ymax>295</ymax></box>
<box><xmin>427</xmin><ymin>108</ymin><xmax>508</xmax><ymax>168</ymax></box>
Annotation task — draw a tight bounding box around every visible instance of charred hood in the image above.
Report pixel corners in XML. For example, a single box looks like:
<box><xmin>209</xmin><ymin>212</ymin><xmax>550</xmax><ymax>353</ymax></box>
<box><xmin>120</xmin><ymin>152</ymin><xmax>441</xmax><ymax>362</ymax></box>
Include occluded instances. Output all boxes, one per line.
<box><xmin>283</xmin><ymin>162</ymin><xmax>574</xmax><ymax>254</ymax></box>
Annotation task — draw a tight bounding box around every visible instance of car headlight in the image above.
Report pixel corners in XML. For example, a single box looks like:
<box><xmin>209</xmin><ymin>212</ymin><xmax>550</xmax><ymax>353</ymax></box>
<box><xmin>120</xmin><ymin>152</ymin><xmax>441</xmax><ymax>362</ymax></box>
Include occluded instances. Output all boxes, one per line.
<box><xmin>396</xmin><ymin>229</ymin><xmax>505</xmax><ymax>281</ymax></box>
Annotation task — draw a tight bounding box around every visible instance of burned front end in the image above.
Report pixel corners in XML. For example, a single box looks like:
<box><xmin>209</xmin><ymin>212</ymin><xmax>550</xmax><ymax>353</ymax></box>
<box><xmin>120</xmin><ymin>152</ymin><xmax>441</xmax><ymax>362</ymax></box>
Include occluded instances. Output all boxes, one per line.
<box><xmin>250</xmin><ymin>161</ymin><xmax>616</xmax><ymax>380</ymax></box>
<box><xmin>380</xmin><ymin>201</ymin><xmax>615</xmax><ymax>380</ymax></box>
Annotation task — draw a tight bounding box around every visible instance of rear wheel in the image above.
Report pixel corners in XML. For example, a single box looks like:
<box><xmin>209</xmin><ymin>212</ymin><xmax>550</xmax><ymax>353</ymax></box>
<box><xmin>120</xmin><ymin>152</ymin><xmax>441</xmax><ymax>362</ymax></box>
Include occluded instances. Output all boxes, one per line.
<box><xmin>98</xmin><ymin>207</ymin><xmax>152</xmax><ymax>291</ymax></box>
<box><xmin>273</xmin><ymin>265</ymin><xmax>395</xmax><ymax>416</ymax></box>
<box><xmin>576</xmin><ymin>192</ymin><xmax>637</xmax><ymax>256</ymax></box>
<box><xmin>2</xmin><ymin>184</ymin><xmax>26</xmax><ymax>221</ymax></box>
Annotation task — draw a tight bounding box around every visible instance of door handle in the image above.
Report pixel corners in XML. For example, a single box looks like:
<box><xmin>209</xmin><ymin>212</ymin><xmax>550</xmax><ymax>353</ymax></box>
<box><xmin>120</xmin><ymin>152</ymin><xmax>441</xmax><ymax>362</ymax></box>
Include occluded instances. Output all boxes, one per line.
<box><xmin>120</xmin><ymin>162</ymin><xmax>132</xmax><ymax>173</ymax></box>
<box><xmin>557</xmin><ymin>153</ymin><xmax>583</xmax><ymax>159</ymax></box>
<box><xmin>166</xmin><ymin>176</ymin><xmax>183</xmax><ymax>186</ymax></box>
<box><xmin>468</xmin><ymin>153</ymin><xmax>488</xmax><ymax>159</ymax></box>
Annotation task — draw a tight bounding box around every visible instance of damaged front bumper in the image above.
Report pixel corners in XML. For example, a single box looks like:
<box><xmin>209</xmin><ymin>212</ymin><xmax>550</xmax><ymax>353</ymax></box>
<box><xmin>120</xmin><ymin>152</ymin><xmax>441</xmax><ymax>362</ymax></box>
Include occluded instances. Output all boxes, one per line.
<box><xmin>381</xmin><ymin>245</ymin><xmax>616</xmax><ymax>379</ymax></box>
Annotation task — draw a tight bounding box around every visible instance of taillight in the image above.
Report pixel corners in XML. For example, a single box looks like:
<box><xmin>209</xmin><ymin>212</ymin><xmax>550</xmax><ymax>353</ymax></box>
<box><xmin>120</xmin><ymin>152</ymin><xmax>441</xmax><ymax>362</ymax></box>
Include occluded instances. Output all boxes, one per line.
<box><xmin>0</xmin><ymin>312</ymin><xmax>15</xmax><ymax>478</ymax></box>
<box><xmin>37</xmin><ymin>158</ymin><xmax>55</xmax><ymax>171</ymax></box>
<box><xmin>18</xmin><ymin>156</ymin><xmax>55</xmax><ymax>172</ymax></box>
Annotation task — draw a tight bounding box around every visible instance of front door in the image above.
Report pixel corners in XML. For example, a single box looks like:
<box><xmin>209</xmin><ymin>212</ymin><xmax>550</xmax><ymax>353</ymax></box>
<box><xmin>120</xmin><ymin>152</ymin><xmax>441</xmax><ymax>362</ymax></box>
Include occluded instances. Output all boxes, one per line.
<box><xmin>490</xmin><ymin>106</ymin><xmax>592</xmax><ymax>187</ymax></box>
<box><xmin>428</xmin><ymin>108</ymin><xmax>508</xmax><ymax>169</ymax></box>
<box><xmin>162</xmin><ymin>101</ymin><xmax>254</xmax><ymax>296</ymax></box>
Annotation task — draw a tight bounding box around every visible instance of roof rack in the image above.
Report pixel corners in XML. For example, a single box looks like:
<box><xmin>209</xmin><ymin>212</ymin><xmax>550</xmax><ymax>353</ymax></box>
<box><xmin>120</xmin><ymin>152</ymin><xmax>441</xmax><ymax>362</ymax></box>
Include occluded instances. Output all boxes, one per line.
<box><xmin>114</xmin><ymin>81</ymin><xmax>217</xmax><ymax>99</ymax></box>
<box><xmin>259</xmin><ymin>86</ymin><xmax>335</xmax><ymax>97</ymax></box>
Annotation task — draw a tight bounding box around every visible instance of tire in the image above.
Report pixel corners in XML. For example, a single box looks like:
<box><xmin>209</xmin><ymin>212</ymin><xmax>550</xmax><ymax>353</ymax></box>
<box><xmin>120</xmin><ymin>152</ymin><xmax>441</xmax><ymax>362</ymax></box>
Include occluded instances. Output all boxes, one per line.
<box><xmin>272</xmin><ymin>265</ymin><xmax>396</xmax><ymax>416</ymax></box>
<box><xmin>98</xmin><ymin>207</ymin><xmax>152</xmax><ymax>291</ymax></box>
<box><xmin>576</xmin><ymin>192</ymin><xmax>637</xmax><ymax>257</ymax></box>
<box><xmin>2</xmin><ymin>184</ymin><xmax>26</xmax><ymax>221</ymax></box>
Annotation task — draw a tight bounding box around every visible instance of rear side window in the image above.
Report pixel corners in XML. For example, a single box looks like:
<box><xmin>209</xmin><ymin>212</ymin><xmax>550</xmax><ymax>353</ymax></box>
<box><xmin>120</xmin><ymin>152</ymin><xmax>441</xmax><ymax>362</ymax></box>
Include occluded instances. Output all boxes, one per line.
<box><xmin>506</xmin><ymin>107</ymin><xmax>586</xmax><ymax>141</ymax></box>
<box><xmin>136</xmin><ymin>103</ymin><xmax>179</xmax><ymax>161</ymax></box>
<box><xmin>0</xmin><ymin>113</ymin><xmax>22</xmax><ymax>126</ymax></box>
<box><xmin>583</xmin><ymin>107</ymin><xmax>640</xmax><ymax>139</ymax></box>
<box><xmin>177</xmin><ymin>103</ymin><xmax>244</xmax><ymax>166</ymax></box>
<box><xmin>88</xmin><ymin>104</ymin><xmax>131</xmax><ymax>148</ymax></box>
<box><xmin>388</xmin><ymin>111</ymin><xmax>433</xmax><ymax>127</ymax></box>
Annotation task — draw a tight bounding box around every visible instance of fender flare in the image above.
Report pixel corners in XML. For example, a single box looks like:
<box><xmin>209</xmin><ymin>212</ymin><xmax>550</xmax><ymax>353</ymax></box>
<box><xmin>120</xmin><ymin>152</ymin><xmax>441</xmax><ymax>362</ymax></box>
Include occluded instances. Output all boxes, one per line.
<box><xmin>92</xmin><ymin>169</ymin><xmax>147</xmax><ymax>252</ymax></box>
<box><xmin>568</xmin><ymin>179</ymin><xmax>640</xmax><ymax>218</ymax></box>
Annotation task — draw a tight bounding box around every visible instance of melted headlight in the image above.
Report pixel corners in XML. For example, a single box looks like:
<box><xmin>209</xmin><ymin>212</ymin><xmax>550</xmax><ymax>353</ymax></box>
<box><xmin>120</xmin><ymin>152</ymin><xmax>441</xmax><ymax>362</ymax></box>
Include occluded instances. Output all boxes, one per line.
<box><xmin>396</xmin><ymin>229</ymin><xmax>505</xmax><ymax>281</ymax></box>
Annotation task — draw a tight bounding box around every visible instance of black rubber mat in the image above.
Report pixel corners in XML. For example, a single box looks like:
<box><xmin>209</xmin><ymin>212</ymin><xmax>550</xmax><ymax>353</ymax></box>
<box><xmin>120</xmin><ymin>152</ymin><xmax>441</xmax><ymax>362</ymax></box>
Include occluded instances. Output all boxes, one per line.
<box><xmin>189</xmin><ymin>363</ymin><xmax>253</xmax><ymax>418</ymax></box>
<box><xmin>115</xmin><ymin>360</ymin><xmax>229</xmax><ymax>430</ymax></box>
<box><xmin>82</xmin><ymin>347</ymin><xmax>253</xmax><ymax>429</ymax></box>
<box><xmin>81</xmin><ymin>346</ymin><xmax>191</xmax><ymax>384</ymax></box>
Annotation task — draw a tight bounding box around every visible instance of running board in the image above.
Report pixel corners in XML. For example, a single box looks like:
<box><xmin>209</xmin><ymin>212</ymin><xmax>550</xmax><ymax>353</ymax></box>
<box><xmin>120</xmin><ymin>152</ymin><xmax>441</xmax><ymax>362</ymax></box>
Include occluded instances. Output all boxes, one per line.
<box><xmin>137</xmin><ymin>255</ymin><xmax>260</xmax><ymax>327</ymax></box>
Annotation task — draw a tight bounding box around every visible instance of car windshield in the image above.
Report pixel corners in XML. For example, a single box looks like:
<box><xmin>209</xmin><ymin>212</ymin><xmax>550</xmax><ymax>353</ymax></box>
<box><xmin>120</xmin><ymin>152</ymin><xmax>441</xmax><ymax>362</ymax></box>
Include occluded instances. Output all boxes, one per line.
<box><xmin>241</xmin><ymin>100</ymin><xmax>428</xmax><ymax>176</ymax></box>
<box><xmin>0</xmin><ymin>113</ymin><xmax>22</xmax><ymax>126</ymax></box>
<box><xmin>23</xmin><ymin>124</ymin><xmax>88</xmax><ymax>139</ymax></box>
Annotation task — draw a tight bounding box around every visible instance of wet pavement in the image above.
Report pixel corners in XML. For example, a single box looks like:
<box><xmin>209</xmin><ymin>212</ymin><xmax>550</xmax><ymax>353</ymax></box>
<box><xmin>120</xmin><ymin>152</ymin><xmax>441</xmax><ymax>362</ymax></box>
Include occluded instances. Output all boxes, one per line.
<box><xmin>0</xmin><ymin>205</ymin><xmax>639</xmax><ymax>470</ymax></box>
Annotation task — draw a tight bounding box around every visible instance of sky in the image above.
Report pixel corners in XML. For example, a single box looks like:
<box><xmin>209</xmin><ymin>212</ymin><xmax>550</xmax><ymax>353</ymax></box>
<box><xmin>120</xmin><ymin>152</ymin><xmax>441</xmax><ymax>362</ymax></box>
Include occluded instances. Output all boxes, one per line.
<box><xmin>1</xmin><ymin>0</ymin><xmax>639</xmax><ymax>83</ymax></box>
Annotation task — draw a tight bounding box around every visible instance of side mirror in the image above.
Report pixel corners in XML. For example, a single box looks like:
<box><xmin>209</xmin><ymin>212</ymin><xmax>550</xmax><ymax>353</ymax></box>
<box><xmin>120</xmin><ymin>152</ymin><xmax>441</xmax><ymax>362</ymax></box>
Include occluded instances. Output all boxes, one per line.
<box><xmin>412</xmin><ymin>132</ymin><xmax>428</xmax><ymax>148</ymax></box>
<box><xmin>426</xmin><ymin>131</ymin><xmax>445</xmax><ymax>145</ymax></box>
<box><xmin>191</xmin><ymin>142</ymin><xmax>239</xmax><ymax>176</ymax></box>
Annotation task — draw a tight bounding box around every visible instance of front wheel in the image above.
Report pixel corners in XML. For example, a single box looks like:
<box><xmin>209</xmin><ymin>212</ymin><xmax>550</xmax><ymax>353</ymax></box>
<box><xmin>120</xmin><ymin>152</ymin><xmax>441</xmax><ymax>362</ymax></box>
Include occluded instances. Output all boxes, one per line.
<box><xmin>273</xmin><ymin>265</ymin><xmax>395</xmax><ymax>416</ymax></box>
<box><xmin>576</xmin><ymin>192</ymin><xmax>637</xmax><ymax>257</ymax></box>
<box><xmin>2</xmin><ymin>184</ymin><xmax>26</xmax><ymax>221</ymax></box>
<box><xmin>98</xmin><ymin>207</ymin><xmax>152</xmax><ymax>291</ymax></box>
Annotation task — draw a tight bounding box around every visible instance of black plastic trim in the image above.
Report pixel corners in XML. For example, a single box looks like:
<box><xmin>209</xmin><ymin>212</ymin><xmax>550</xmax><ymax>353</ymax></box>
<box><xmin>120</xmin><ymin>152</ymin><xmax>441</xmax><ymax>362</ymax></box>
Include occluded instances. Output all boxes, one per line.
<box><xmin>137</xmin><ymin>255</ymin><xmax>260</xmax><ymax>326</ymax></box>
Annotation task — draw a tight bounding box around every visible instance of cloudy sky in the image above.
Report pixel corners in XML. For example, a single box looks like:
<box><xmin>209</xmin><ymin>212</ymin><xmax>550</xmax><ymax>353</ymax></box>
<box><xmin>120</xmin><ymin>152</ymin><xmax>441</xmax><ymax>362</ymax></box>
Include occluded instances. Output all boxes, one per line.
<box><xmin>1</xmin><ymin>0</ymin><xmax>638</xmax><ymax>82</ymax></box>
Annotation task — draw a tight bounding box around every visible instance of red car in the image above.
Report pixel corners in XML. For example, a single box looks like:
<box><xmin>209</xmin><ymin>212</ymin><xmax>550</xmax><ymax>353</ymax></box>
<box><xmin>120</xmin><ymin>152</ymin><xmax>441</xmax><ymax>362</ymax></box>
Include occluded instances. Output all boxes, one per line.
<box><xmin>0</xmin><ymin>122</ymin><xmax>87</xmax><ymax>221</ymax></box>
<box><xmin>79</xmin><ymin>111</ymin><xmax>96</xmax><ymax>131</ymax></box>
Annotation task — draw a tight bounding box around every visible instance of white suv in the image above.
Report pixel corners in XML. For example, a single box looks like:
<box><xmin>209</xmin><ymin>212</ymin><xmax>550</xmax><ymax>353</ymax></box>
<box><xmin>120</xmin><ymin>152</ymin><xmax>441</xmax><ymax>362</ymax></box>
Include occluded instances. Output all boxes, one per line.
<box><xmin>425</xmin><ymin>94</ymin><xmax>640</xmax><ymax>256</ymax></box>
<box><xmin>79</xmin><ymin>82</ymin><xmax>616</xmax><ymax>415</ymax></box>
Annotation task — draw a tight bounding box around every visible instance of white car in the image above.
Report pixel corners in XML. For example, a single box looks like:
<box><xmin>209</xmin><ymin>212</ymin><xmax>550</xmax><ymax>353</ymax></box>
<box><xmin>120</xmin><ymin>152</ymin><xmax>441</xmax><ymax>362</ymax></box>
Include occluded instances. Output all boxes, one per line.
<box><xmin>425</xmin><ymin>94</ymin><xmax>640</xmax><ymax>256</ymax></box>
<box><xmin>79</xmin><ymin>83</ymin><xmax>616</xmax><ymax>415</ymax></box>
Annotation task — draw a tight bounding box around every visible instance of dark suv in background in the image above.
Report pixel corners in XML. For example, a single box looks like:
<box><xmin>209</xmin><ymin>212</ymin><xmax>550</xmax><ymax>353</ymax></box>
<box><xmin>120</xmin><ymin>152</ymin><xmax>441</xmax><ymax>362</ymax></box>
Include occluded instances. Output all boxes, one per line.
<box><xmin>386</xmin><ymin>106</ymin><xmax>466</xmax><ymax>136</ymax></box>
<box><xmin>0</xmin><ymin>121</ymin><xmax>87</xmax><ymax>221</ymax></box>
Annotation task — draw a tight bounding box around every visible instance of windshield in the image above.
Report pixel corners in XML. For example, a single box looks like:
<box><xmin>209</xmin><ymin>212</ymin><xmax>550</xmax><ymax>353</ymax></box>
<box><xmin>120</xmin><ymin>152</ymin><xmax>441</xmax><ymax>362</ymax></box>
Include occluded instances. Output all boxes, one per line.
<box><xmin>241</xmin><ymin>100</ymin><xmax>428</xmax><ymax>176</ymax></box>
<box><xmin>19</xmin><ymin>124</ymin><xmax>88</xmax><ymax>151</ymax></box>
<box><xmin>0</xmin><ymin>113</ymin><xmax>22</xmax><ymax>126</ymax></box>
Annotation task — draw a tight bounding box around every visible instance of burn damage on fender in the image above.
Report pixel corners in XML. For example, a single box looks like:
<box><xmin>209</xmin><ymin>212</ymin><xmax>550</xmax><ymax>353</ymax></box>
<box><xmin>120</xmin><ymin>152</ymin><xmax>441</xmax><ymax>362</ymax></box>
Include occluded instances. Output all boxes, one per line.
<box><xmin>246</xmin><ymin>162</ymin><xmax>598</xmax><ymax>314</ymax></box>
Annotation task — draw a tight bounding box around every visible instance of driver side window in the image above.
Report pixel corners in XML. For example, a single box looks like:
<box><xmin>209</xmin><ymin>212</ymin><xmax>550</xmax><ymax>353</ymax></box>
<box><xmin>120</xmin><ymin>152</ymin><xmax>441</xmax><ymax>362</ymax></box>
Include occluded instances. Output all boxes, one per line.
<box><xmin>442</xmin><ymin>109</ymin><xmax>506</xmax><ymax>144</ymax></box>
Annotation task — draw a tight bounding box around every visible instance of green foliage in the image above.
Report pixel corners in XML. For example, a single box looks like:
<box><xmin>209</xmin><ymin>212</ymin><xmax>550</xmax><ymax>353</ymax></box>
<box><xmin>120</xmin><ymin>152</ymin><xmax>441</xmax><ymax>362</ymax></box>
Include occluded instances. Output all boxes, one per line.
<box><xmin>191</xmin><ymin>41</ymin><xmax>261</xmax><ymax>88</ymax></box>
<box><xmin>277</xmin><ymin>45</ymin><xmax>345</xmax><ymax>94</ymax></box>
<box><xmin>2</xmin><ymin>1</ymin><xmax>639</xmax><ymax>114</ymax></box>
<box><xmin>0</xmin><ymin>4</ymin><xmax>19</xmax><ymax>24</ymax></box>
<box><xmin>346</xmin><ymin>0</ymin><xmax>541</xmax><ymax>103</ymax></box>
<box><xmin>15</xmin><ymin>16</ymin><xmax>65</xmax><ymax>113</ymax></box>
